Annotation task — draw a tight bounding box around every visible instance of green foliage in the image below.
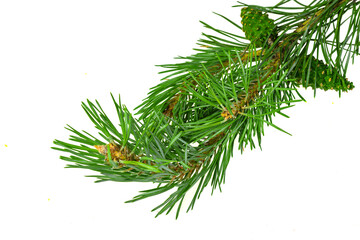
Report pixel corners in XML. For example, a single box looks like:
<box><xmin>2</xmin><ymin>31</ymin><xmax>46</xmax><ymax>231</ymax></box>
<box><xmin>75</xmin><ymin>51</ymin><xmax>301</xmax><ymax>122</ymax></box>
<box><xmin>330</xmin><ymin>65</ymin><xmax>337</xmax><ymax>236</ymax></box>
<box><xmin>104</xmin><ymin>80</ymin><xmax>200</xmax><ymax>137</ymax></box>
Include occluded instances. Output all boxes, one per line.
<box><xmin>53</xmin><ymin>0</ymin><xmax>360</xmax><ymax>218</ymax></box>
<box><xmin>53</xmin><ymin>94</ymin><xmax>204</xmax><ymax>184</ymax></box>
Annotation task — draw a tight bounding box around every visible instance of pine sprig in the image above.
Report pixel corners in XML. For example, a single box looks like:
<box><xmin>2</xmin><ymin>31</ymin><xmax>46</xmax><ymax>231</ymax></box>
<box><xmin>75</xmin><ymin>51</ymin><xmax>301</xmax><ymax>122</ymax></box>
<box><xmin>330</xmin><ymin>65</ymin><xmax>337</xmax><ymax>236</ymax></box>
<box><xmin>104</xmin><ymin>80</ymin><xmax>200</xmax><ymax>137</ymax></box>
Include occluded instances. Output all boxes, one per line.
<box><xmin>53</xmin><ymin>0</ymin><xmax>360</xmax><ymax>218</ymax></box>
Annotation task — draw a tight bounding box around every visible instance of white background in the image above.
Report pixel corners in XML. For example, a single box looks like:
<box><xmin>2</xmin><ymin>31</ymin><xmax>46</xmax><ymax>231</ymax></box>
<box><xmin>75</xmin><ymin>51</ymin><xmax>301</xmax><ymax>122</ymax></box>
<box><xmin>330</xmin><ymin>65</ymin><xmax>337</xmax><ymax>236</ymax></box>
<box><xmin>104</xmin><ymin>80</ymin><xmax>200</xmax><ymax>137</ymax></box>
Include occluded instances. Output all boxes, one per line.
<box><xmin>1</xmin><ymin>0</ymin><xmax>360</xmax><ymax>239</ymax></box>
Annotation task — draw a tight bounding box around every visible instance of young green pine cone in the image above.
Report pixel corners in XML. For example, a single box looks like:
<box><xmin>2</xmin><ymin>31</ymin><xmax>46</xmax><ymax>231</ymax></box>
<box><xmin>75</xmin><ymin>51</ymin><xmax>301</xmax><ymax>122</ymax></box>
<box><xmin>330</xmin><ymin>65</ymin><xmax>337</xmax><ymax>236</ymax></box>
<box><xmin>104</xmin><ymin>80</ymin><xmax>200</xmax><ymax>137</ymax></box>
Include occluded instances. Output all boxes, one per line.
<box><xmin>240</xmin><ymin>7</ymin><xmax>277</xmax><ymax>47</ymax></box>
<box><xmin>294</xmin><ymin>56</ymin><xmax>355</xmax><ymax>92</ymax></box>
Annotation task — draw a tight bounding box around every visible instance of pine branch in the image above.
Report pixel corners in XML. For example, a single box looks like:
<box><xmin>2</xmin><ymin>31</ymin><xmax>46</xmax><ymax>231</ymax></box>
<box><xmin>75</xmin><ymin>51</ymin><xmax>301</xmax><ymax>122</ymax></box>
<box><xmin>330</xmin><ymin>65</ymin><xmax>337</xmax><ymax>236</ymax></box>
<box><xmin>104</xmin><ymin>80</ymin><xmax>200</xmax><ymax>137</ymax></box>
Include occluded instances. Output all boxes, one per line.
<box><xmin>53</xmin><ymin>0</ymin><xmax>360</xmax><ymax>218</ymax></box>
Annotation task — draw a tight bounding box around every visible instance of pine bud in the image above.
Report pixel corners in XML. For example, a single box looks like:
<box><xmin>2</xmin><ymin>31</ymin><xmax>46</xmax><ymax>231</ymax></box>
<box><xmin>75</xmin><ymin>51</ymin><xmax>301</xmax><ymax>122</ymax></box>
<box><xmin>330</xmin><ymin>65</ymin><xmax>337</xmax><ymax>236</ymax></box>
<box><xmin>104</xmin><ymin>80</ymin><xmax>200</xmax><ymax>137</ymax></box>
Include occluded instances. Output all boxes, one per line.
<box><xmin>294</xmin><ymin>56</ymin><xmax>355</xmax><ymax>92</ymax></box>
<box><xmin>240</xmin><ymin>7</ymin><xmax>277</xmax><ymax>47</ymax></box>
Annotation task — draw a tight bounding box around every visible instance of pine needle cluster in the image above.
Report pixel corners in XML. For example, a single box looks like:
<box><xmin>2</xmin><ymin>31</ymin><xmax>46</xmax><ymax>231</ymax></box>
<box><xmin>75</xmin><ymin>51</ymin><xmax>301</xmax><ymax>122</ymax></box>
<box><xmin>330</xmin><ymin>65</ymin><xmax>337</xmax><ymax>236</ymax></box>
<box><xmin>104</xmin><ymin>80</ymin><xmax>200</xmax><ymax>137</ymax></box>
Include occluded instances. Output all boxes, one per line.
<box><xmin>53</xmin><ymin>0</ymin><xmax>360</xmax><ymax>218</ymax></box>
